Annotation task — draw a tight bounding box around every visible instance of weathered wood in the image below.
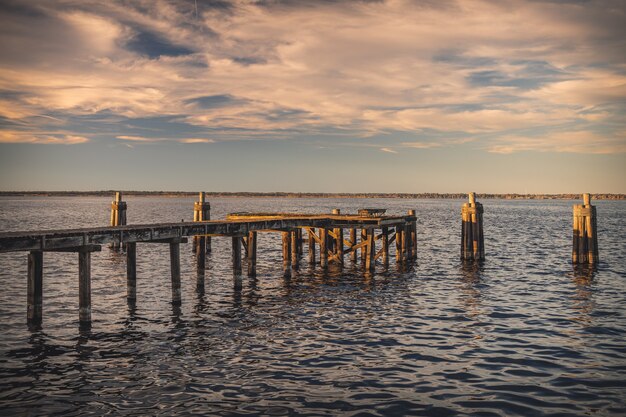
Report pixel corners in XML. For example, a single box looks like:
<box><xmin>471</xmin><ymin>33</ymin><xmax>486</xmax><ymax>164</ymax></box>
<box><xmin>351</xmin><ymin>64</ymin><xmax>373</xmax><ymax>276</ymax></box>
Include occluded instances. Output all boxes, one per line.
<box><xmin>365</xmin><ymin>229</ymin><xmax>375</xmax><ymax>271</ymax></box>
<box><xmin>350</xmin><ymin>229</ymin><xmax>357</xmax><ymax>263</ymax></box>
<box><xmin>461</xmin><ymin>193</ymin><xmax>485</xmax><ymax>262</ymax></box>
<box><xmin>332</xmin><ymin>210</ymin><xmax>343</xmax><ymax>267</ymax></box>
<box><xmin>170</xmin><ymin>240</ymin><xmax>181</xmax><ymax>304</ymax></box>
<box><xmin>247</xmin><ymin>231</ymin><xmax>257</xmax><ymax>277</ymax></box>
<box><xmin>110</xmin><ymin>192</ymin><xmax>127</xmax><ymax>250</ymax></box>
<box><xmin>573</xmin><ymin>194</ymin><xmax>598</xmax><ymax>264</ymax></box>
<box><xmin>396</xmin><ymin>227</ymin><xmax>403</xmax><ymax>263</ymax></box>
<box><xmin>291</xmin><ymin>230</ymin><xmax>298</xmax><ymax>269</ymax></box>
<box><xmin>27</xmin><ymin>251</ymin><xmax>43</xmax><ymax>324</ymax></box>
<box><xmin>126</xmin><ymin>242</ymin><xmax>137</xmax><ymax>300</ymax></box>
<box><xmin>232</xmin><ymin>236</ymin><xmax>242</xmax><ymax>275</ymax></box>
<box><xmin>308</xmin><ymin>228</ymin><xmax>316</xmax><ymax>265</ymax></box>
<box><xmin>320</xmin><ymin>228</ymin><xmax>328</xmax><ymax>268</ymax></box>
<box><xmin>193</xmin><ymin>192</ymin><xmax>212</xmax><ymax>254</ymax></box>
<box><xmin>361</xmin><ymin>229</ymin><xmax>367</xmax><ymax>262</ymax></box>
<box><xmin>196</xmin><ymin>236</ymin><xmax>206</xmax><ymax>272</ymax></box>
<box><xmin>78</xmin><ymin>249</ymin><xmax>92</xmax><ymax>323</ymax></box>
<box><xmin>381</xmin><ymin>227</ymin><xmax>389</xmax><ymax>266</ymax></box>
<box><xmin>282</xmin><ymin>232</ymin><xmax>291</xmax><ymax>269</ymax></box>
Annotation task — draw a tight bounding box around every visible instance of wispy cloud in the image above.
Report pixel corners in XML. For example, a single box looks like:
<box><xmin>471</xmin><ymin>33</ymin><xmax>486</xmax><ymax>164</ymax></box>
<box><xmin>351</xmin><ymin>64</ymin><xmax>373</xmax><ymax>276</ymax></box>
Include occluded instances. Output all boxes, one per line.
<box><xmin>0</xmin><ymin>131</ymin><xmax>88</xmax><ymax>145</ymax></box>
<box><xmin>380</xmin><ymin>147</ymin><xmax>397</xmax><ymax>154</ymax></box>
<box><xmin>0</xmin><ymin>0</ymin><xmax>624</xmax><ymax>154</ymax></box>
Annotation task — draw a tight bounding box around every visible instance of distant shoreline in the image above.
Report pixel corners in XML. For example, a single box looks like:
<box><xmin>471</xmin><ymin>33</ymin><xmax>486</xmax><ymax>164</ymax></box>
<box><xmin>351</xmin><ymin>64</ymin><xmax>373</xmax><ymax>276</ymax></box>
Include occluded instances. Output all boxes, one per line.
<box><xmin>0</xmin><ymin>191</ymin><xmax>624</xmax><ymax>200</ymax></box>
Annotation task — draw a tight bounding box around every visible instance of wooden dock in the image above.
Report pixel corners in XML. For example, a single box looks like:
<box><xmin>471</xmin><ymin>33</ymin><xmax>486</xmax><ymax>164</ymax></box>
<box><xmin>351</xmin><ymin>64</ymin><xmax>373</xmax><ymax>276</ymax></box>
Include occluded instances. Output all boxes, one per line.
<box><xmin>0</xmin><ymin>208</ymin><xmax>417</xmax><ymax>326</ymax></box>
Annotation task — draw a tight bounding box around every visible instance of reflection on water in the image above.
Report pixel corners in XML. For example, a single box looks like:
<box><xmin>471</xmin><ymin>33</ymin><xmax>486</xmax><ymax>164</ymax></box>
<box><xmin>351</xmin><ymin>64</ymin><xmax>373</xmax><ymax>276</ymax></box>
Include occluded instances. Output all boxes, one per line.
<box><xmin>1</xmin><ymin>196</ymin><xmax>626</xmax><ymax>416</ymax></box>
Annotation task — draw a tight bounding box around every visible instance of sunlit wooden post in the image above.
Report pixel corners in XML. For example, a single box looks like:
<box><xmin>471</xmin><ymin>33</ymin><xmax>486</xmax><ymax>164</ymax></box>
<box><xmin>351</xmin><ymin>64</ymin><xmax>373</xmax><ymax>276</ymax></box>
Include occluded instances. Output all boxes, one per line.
<box><xmin>332</xmin><ymin>209</ymin><xmax>343</xmax><ymax>266</ymax></box>
<box><xmin>193</xmin><ymin>192</ymin><xmax>211</xmax><ymax>254</ymax></box>
<box><xmin>308</xmin><ymin>228</ymin><xmax>316</xmax><ymax>265</ymax></box>
<box><xmin>247</xmin><ymin>231</ymin><xmax>257</xmax><ymax>276</ymax></box>
<box><xmin>395</xmin><ymin>226</ymin><xmax>404</xmax><ymax>263</ymax></box>
<box><xmin>320</xmin><ymin>228</ymin><xmax>328</xmax><ymax>268</ymax></box>
<box><xmin>573</xmin><ymin>193</ymin><xmax>599</xmax><ymax>264</ymax></box>
<box><xmin>461</xmin><ymin>192</ymin><xmax>485</xmax><ymax>262</ymax></box>
<box><xmin>110</xmin><ymin>192</ymin><xmax>127</xmax><ymax>250</ymax></box>
<box><xmin>365</xmin><ymin>228</ymin><xmax>375</xmax><ymax>271</ymax></box>
<box><xmin>282</xmin><ymin>232</ymin><xmax>291</xmax><ymax>271</ymax></box>
<box><xmin>381</xmin><ymin>227</ymin><xmax>389</xmax><ymax>267</ymax></box>
<box><xmin>291</xmin><ymin>230</ymin><xmax>299</xmax><ymax>269</ymax></box>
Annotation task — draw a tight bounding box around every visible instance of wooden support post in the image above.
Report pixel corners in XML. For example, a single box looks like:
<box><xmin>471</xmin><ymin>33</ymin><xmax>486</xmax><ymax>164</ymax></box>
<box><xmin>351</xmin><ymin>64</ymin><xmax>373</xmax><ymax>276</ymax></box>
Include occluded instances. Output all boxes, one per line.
<box><xmin>291</xmin><ymin>230</ymin><xmax>298</xmax><ymax>269</ymax></box>
<box><xmin>297</xmin><ymin>228</ymin><xmax>303</xmax><ymax>256</ymax></box>
<box><xmin>361</xmin><ymin>229</ymin><xmax>367</xmax><ymax>263</ymax></box>
<box><xmin>232</xmin><ymin>236</ymin><xmax>242</xmax><ymax>275</ymax></box>
<box><xmin>308</xmin><ymin>228</ymin><xmax>316</xmax><ymax>265</ymax></box>
<box><xmin>110</xmin><ymin>192</ymin><xmax>127</xmax><ymax>250</ymax></box>
<box><xmin>365</xmin><ymin>229</ymin><xmax>375</xmax><ymax>271</ymax></box>
<box><xmin>381</xmin><ymin>227</ymin><xmax>389</xmax><ymax>266</ymax></box>
<box><xmin>196</xmin><ymin>236</ymin><xmax>206</xmax><ymax>272</ymax></box>
<box><xmin>27</xmin><ymin>251</ymin><xmax>43</xmax><ymax>324</ymax></box>
<box><xmin>350</xmin><ymin>229</ymin><xmax>357</xmax><ymax>263</ymax></box>
<box><xmin>247</xmin><ymin>232</ymin><xmax>257</xmax><ymax>277</ymax></box>
<box><xmin>78</xmin><ymin>249</ymin><xmax>92</xmax><ymax>323</ymax></box>
<box><xmin>573</xmin><ymin>193</ymin><xmax>599</xmax><ymax>264</ymax></box>
<box><xmin>396</xmin><ymin>227</ymin><xmax>404</xmax><ymax>263</ymax></box>
<box><xmin>320</xmin><ymin>228</ymin><xmax>328</xmax><ymax>268</ymax></box>
<box><xmin>461</xmin><ymin>192</ymin><xmax>485</xmax><ymax>262</ymax></box>
<box><xmin>193</xmin><ymin>192</ymin><xmax>211</xmax><ymax>253</ymax></box>
<box><xmin>401</xmin><ymin>224</ymin><xmax>408</xmax><ymax>260</ymax></box>
<box><xmin>332</xmin><ymin>209</ymin><xmax>343</xmax><ymax>266</ymax></box>
<box><xmin>169</xmin><ymin>240</ymin><xmax>181</xmax><ymax>304</ymax></box>
<box><xmin>126</xmin><ymin>242</ymin><xmax>137</xmax><ymax>301</ymax></box>
<box><xmin>282</xmin><ymin>232</ymin><xmax>291</xmax><ymax>270</ymax></box>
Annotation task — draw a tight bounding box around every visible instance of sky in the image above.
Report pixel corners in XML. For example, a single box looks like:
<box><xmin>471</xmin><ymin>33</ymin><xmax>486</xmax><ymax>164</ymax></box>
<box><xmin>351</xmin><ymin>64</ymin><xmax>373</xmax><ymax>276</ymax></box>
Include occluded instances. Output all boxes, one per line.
<box><xmin>0</xmin><ymin>0</ymin><xmax>625</xmax><ymax>193</ymax></box>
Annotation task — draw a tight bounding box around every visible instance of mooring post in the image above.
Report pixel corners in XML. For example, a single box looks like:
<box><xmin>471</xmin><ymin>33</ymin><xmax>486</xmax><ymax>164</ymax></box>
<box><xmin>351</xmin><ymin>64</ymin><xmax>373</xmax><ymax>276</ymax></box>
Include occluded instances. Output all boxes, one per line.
<box><xmin>320</xmin><ymin>228</ymin><xmax>328</xmax><ymax>268</ymax></box>
<box><xmin>126</xmin><ymin>242</ymin><xmax>137</xmax><ymax>301</ymax></box>
<box><xmin>196</xmin><ymin>236</ymin><xmax>206</xmax><ymax>272</ymax></box>
<box><xmin>461</xmin><ymin>192</ymin><xmax>485</xmax><ymax>262</ymax></box>
<box><xmin>232</xmin><ymin>236</ymin><xmax>242</xmax><ymax>275</ymax></box>
<box><xmin>27</xmin><ymin>251</ymin><xmax>43</xmax><ymax>325</ymax></box>
<box><xmin>170</xmin><ymin>240</ymin><xmax>181</xmax><ymax>304</ymax></box>
<box><xmin>78</xmin><ymin>248</ymin><xmax>92</xmax><ymax>323</ymax></box>
<box><xmin>361</xmin><ymin>229</ymin><xmax>367</xmax><ymax>264</ymax></box>
<box><xmin>573</xmin><ymin>193</ymin><xmax>599</xmax><ymax>264</ymax></box>
<box><xmin>332</xmin><ymin>209</ymin><xmax>343</xmax><ymax>266</ymax></box>
<box><xmin>282</xmin><ymin>231</ymin><xmax>291</xmax><ymax>270</ymax></box>
<box><xmin>110</xmin><ymin>192</ymin><xmax>127</xmax><ymax>250</ymax></box>
<box><xmin>365</xmin><ymin>228</ymin><xmax>375</xmax><ymax>271</ymax></box>
<box><xmin>291</xmin><ymin>230</ymin><xmax>299</xmax><ymax>269</ymax></box>
<box><xmin>247</xmin><ymin>231</ymin><xmax>257</xmax><ymax>277</ymax></box>
<box><xmin>410</xmin><ymin>210</ymin><xmax>418</xmax><ymax>260</ymax></box>
<box><xmin>381</xmin><ymin>227</ymin><xmax>389</xmax><ymax>267</ymax></box>
<box><xmin>308</xmin><ymin>228</ymin><xmax>316</xmax><ymax>265</ymax></box>
<box><xmin>193</xmin><ymin>192</ymin><xmax>211</xmax><ymax>253</ymax></box>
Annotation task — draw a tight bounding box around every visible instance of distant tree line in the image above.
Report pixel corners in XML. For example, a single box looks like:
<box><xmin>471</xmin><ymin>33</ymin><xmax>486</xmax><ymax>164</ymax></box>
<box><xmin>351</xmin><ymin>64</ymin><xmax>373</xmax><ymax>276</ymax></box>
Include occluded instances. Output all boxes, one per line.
<box><xmin>0</xmin><ymin>191</ymin><xmax>624</xmax><ymax>200</ymax></box>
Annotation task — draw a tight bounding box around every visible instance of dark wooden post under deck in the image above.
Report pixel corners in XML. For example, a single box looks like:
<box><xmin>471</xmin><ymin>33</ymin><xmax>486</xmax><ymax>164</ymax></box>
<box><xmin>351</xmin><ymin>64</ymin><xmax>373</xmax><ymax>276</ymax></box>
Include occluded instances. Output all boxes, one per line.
<box><xmin>396</xmin><ymin>227</ymin><xmax>404</xmax><ymax>263</ymax></box>
<box><xmin>361</xmin><ymin>229</ymin><xmax>367</xmax><ymax>263</ymax></box>
<box><xmin>247</xmin><ymin>231</ymin><xmax>257</xmax><ymax>276</ymax></box>
<box><xmin>232</xmin><ymin>236</ymin><xmax>242</xmax><ymax>275</ymax></box>
<box><xmin>365</xmin><ymin>229</ymin><xmax>375</xmax><ymax>271</ymax></box>
<box><xmin>170</xmin><ymin>240</ymin><xmax>181</xmax><ymax>304</ymax></box>
<box><xmin>409</xmin><ymin>210</ymin><xmax>417</xmax><ymax>260</ymax></box>
<box><xmin>282</xmin><ymin>232</ymin><xmax>291</xmax><ymax>270</ymax></box>
<box><xmin>126</xmin><ymin>242</ymin><xmax>137</xmax><ymax>300</ymax></box>
<box><xmin>78</xmin><ymin>248</ymin><xmax>92</xmax><ymax>323</ymax></box>
<box><xmin>27</xmin><ymin>251</ymin><xmax>43</xmax><ymax>324</ymax></box>
<box><xmin>308</xmin><ymin>228</ymin><xmax>316</xmax><ymax>265</ymax></box>
<box><xmin>350</xmin><ymin>229</ymin><xmax>357</xmax><ymax>263</ymax></box>
<box><xmin>381</xmin><ymin>227</ymin><xmax>389</xmax><ymax>267</ymax></box>
<box><xmin>291</xmin><ymin>230</ymin><xmax>298</xmax><ymax>269</ymax></box>
<box><xmin>332</xmin><ymin>209</ymin><xmax>343</xmax><ymax>266</ymax></box>
<box><xmin>196</xmin><ymin>236</ymin><xmax>206</xmax><ymax>272</ymax></box>
<box><xmin>319</xmin><ymin>228</ymin><xmax>328</xmax><ymax>268</ymax></box>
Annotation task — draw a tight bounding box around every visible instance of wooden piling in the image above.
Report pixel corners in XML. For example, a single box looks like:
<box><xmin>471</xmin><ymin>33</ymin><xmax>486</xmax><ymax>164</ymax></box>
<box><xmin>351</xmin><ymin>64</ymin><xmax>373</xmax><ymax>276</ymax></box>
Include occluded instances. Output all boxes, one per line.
<box><xmin>461</xmin><ymin>192</ymin><xmax>485</xmax><ymax>262</ymax></box>
<box><xmin>170</xmin><ymin>240</ymin><xmax>181</xmax><ymax>304</ymax></box>
<box><xmin>78</xmin><ymin>249</ymin><xmax>92</xmax><ymax>323</ymax></box>
<box><xmin>126</xmin><ymin>242</ymin><xmax>137</xmax><ymax>300</ymax></box>
<box><xmin>196</xmin><ymin>236</ymin><xmax>206</xmax><ymax>272</ymax></box>
<box><xmin>396</xmin><ymin>227</ymin><xmax>404</xmax><ymax>263</ymax></box>
<box><xmin>332</xmin><ymin>209</ymin><xmax>343</xmax><ymax>266</ymax></box>
<box><xmin>381</xmin><ymin>227</ymin><xmax>389</xmax><ymax>266</ymax></box>
<box><xmin>350</xmin><ymin>229</ymin><xmax>357</xmax><ymax>263</ymax></box>
<box><xmin>308</xmin><ymin>228</ymin><xmax>316</xmax><ymax>265</ymax></box>
<box><xmin>573</xmin><ymin>193</ymin><xmax>599</xmax><ymax>264</ymax></box>
<box><xmin>110</xmin><ymin>192</ymin><xmax>127</xmax><ymax>250</ymax></box>
<box><xmin>232</xmin><ymin>236</ymin><xmax>242</xmax><ymax>275</ymax></box>
<box><xmin>361</xmin><ymin>229</ymin><xmax>367</xmax><ymax>263</ymax></box>
<box><xmin>247</xmin><ymin>232</ymin><xmax>257</xmax><ymax>276</ymax></box>
<box><xmin>193</xmin><ymin>192</ymin><xmax>211</xmax><ymax>253</ymax></box>
<box><xmin>365</xmin><ymin>229</ymin><xmax>375</xmax><ymax>271</ymax></box>
<box><xmin>320</xmin><ymin>228</ymin><xmax>328</xmax><ymax>268</ymax></box>
<box><xmin>282</xmin><ymin>232</ymin><xmax>291</xmax><ymax>270</ymax></box>
<box><xmin>291</xmin><ymin>230</ymin><xmax>298</xmax><ymax>269</ymax></box>
<box><xmin>27</xmin><ymin>251</ymin><xmax>43</xmax><ymax>324</ymax></box>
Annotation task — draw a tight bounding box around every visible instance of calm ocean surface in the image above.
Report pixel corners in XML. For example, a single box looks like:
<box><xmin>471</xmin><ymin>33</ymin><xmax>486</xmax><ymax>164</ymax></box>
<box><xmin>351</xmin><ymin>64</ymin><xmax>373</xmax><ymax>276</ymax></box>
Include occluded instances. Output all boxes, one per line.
<box><xmin>0</xmin><ymin>196</ymin><xmax>625</xmax><ymax>416</ymax></box>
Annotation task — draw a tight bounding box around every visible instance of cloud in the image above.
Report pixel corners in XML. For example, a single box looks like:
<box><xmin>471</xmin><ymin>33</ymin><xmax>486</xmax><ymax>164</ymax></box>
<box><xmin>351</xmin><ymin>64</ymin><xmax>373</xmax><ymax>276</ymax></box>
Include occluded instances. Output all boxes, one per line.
<box><xmin>179</xmin><ymin>138</ymin><xmax>215</xmax><ymax>144</ymax></box>
<box><xmin>487</xmin><ymin>130</ymin><xmax>626</xmax><ymax>154</ymax></box>
<box><xmin>0</xmin><ymin>131</ymin><xmax>88</xmax><ymax>144</ymax></box>
<box><xmin>0</xmin><ymin>0</ymin><xmax>624</xmax><ymax>153</ymax></box>
<box><xmin>380</xmin><ymin>147</ymin><xmax>397</xmax><ymax>154</ymax></box>
<box><xmin>116</xmin><ymin>135</ymin><xmax>215</xmax><ymax>144</ymax></box>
